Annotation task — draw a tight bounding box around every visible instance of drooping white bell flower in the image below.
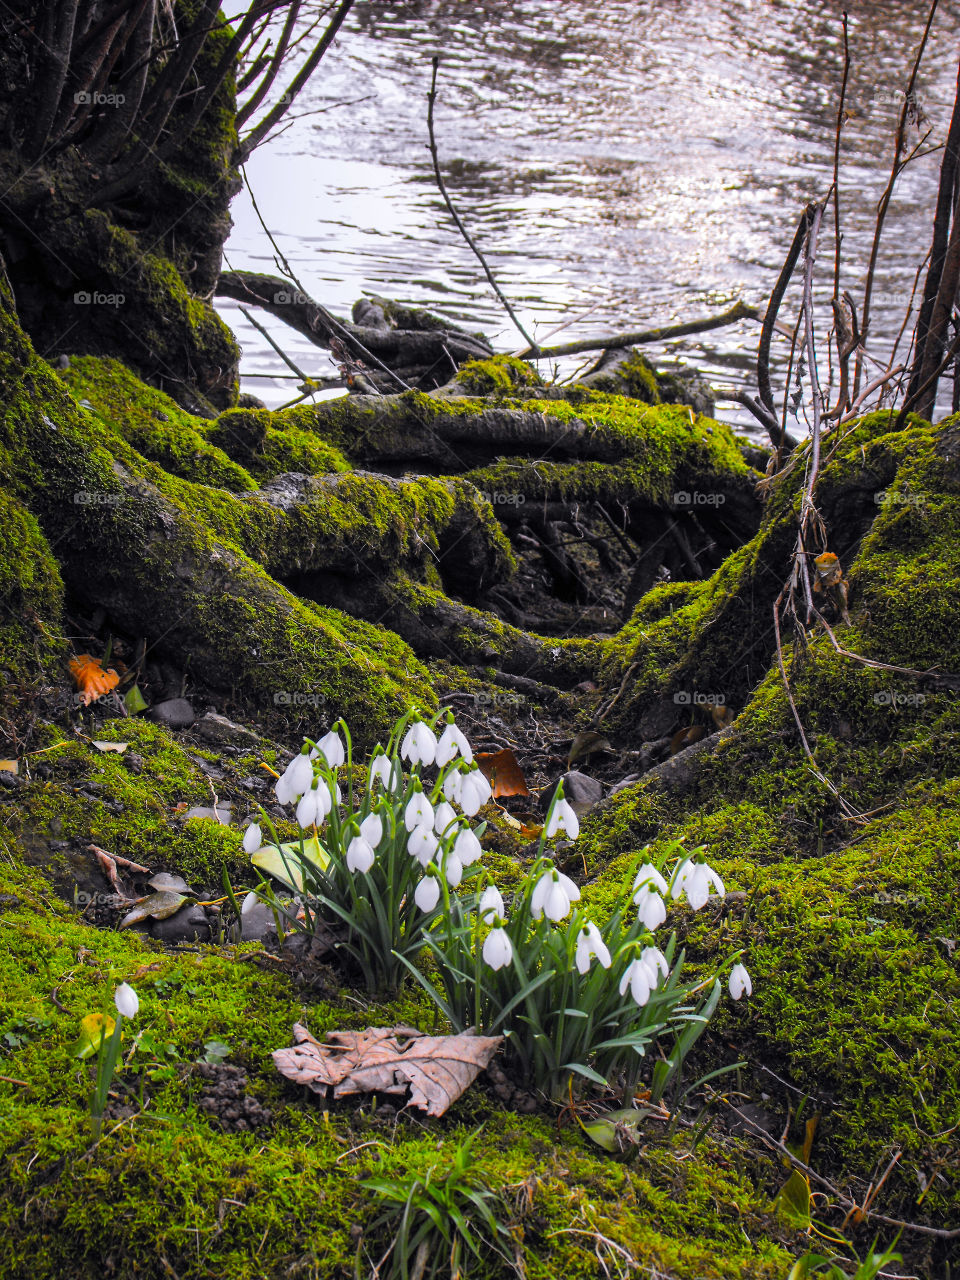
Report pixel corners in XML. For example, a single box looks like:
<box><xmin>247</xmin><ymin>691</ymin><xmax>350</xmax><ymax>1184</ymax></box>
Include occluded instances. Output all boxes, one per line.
<box><xmin>729</xmin><ymin>963</ymin><xmax>752</xmax><ymax>1000</ymax></box>
<box><xmin>443</xmin><ymin>851</ymin><xmax>463</xmax><ymax>887</ymax></box>
<box><xmin>368</xmin><ymin>752</ymin><xmax>399</xmax><ymax>792</ymax></box>
<box><xmin>442</xmin><ymin>769</ymin><xmax>463</xmax><ymax>805</ymax></box>
<box><xmin>482</xmin><ymin>926</ymin><xmax>513</xmax><ymax>971</ymax></box>
<box><xmin>433</xmin><ymin>800</ymin><xmax>458</xmax><ymax>837</ymax></box>
<box><xmin>401</xmin><ymin>720</ymin><xmax>437</xmax><ymax>767</ymax></box>
<box><xmin>313</xmin><ymin>729</ymin><xmax>345</xmax><ymax>768</ymax></box>
<box><xmin>404</xmin><ymin>790</ymin><xmax>434</xmax><ymax>832</ymax></box>
<box><xmin>114</xmin><ymin>983</ymin><xmax>139</xmax><ymax>1019</ymax></box>
<box><xmin>407</xmin><ymin>824</ymin><xmax>438</xmax><ymax>867</ymax></box>
<box><xmin>288</xmin><ymin>751</ymin><xmax>314</xmax><ymax>796</ymax></box>
<box><xmin>459</xmin><ymin>768</ymin><xmax>492</xmax><ymax>817</ymax></box>
<box><xmin>633</xmin><ymin>863</ymin><xmax>668</xmax><ymax>899</ymax></box>
<box><xmin>296</xmin><ymin>787</ymin><xmax>321</xmax><ymax>829</ymax></box>
<box><xmin>575</xmin><ymin>921</ymin><xmax>612</xmax><ymax>974</ymax></box>
<box><xmin>530</xmin><ymin>869</ymin><xmax>580</xmax><ymax>921</ymax></box>
<box><xmin>346</xmin><ymin>834</ymin><xmax>375</xmax><ymax>874</ymax></box>
<box><xmin>619</xmin><ymin>958</ymin><xmax>653</xmax><ymax>1008</ymax></box>
<box><xmin>545</xmin><ymin>796</ymin><xmax>579</xmax><ymax>840</ymax></box>
<box><xmin>242</xmin><ymin>822</ymin><xmax>262</xmax><ymax>854</ymax></box>
<box><xmin>478</xmin><ymin>885</ymin><xmax>504</xmax><ymax>923</ymax></box>
<box><xmin>635</xmin><ymin>887</ymin><xmax>667</xmax><ymax>932</ymax></box>
<box><xmin>640</xmin><ymin>946</ymin><xmax>669</xmax><ymax>984</ymax></box>
<box><xmin>454</xmin><ymin>825</ymin><xmax>483</xmax><ymax>867</ymax></box>
<box><xmin>360</xmin><ymin>812</ymin><xmax>383</xmax><ymax>848</ymax></box>
<box><xmin>435</xmin><ymin>722</ymin><xmax>474</xmax><ymax>767</ymax></box>
<box><xmin>414</xmin><ymin>874</ymin><xmax>441</xmax><ymax>912</ymax></box>
<box><xmin>671</xmin><ymin>859</ymin><xmax>725</xmax><ymax>911</ymax></box>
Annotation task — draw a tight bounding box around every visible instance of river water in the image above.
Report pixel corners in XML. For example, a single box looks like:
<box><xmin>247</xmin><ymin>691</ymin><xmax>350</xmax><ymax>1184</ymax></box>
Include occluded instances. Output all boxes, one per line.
<box><xmin>218</xmin><ymin>0</ymin><xmax>960</xmax><ymax>432</ymax></box>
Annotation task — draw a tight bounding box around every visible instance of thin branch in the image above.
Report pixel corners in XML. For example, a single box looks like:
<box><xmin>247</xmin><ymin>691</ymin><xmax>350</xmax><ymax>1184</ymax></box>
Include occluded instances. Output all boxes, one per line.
<box><xmin>758</xmin><ymin>203</ymin><xmax>818</xmax><ymax>422</ymax></box>
<box><xmin>832</xmin><ymin>11</ymin><xmax>851</xmax><ymax>304</ymax></box>
<box><xmin>426</xmin><ymin>55</ymin><xmax>536</xmax><ymax>352</ymax></box>
<box><xmin>515</xmin><ymin>299</ymin><xmax>758</xmax><ymax>362</ymax></box>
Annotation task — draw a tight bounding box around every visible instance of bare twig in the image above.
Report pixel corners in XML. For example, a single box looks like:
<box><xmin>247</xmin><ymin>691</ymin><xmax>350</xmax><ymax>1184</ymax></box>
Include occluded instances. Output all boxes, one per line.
<box><xmin>427</xmin><ymin>56</ymin><xmax>536</xmax><ymax>352</ymax></box>
<box><xmin>832</xmin><ymin>11</ymin><xmax>851</xmax><ymax>304</ymax></box>
<box><xmin>516</xmin><ymin>300</ymin><xmax>758</xmax><ymax>362</ymax></box>
<box><xmin>757</xmin><ymin>203</ymin><xmax>818</xmax><ymax>435</ymax></box>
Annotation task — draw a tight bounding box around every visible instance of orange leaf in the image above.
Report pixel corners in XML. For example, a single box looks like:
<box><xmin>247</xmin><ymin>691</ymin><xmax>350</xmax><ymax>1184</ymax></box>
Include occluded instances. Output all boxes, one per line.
<box><xmin>69</xmin><ymin>653</ymin><xmax>120</xmax><ymax>706</ymax></box>
<box><xmin>476</xmin><ymin>748</ymin><xmax>530</xmax><ymax>798</ymax></box>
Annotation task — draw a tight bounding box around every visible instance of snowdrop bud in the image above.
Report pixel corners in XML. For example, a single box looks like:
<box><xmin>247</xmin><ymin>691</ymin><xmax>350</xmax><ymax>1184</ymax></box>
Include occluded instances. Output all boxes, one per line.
<box><xmin>407</xmin><ymin>824</ymin><xmax>438</xmax><ymax>867</ymax></box>
<box><xmin>433</xmin><ymin>800</ymin><xmax>458</xmax><ymax>836</ymax></box>
<box><xmin>444</xmin><ymin>851</ymin><xmax>463</xmax><ymax>887</ymax></box>
<box><xmin>296</xmin><ymin>788</ymin><xmax>320</xmax><ymax>829</ymax></box>
<box><xmin>436</xmin><ymin>722</ymin><xmax>474</xmax><ymax>767</ymax></box>
<box><xmin>114</xmin><ymin>983</ymin><xmax>139</xmax><ymax>1019</ymax></box>
<box><xmin>459</xmin><ymin>768</ymin><xmax>492</xmax><ymax>817</ymax></box>
<box><xmin>242</xmin><ymin>822</ymin><xmax>262</xmax><ymax>854</ymax></box>
<box><xmin>545</xmin><ymin>796</ymin><xmax>580</xmax><ymax>840</ymax></box>
<box><xmin>575</xmin><ymin>921</ymin><xmax>612</xmax><ymax>974</ymax></box>
<box><xmin>635</xmin><ymin>888</ymin><xmax>667</xmax><ymax>932</ymax></box>
<box><xmin>405</xmin><ymin>791</ymin><xmax>434</xmax><ymax>832</ymax></box>
<box><xmin>619</xmin><ymin>958</ymin><xmax>652</xmax><ymax>1008</ymax></box>
<box><xmin>454</xmin><ymin>825</ymin><xmax>483</xmax><ymax>867</ymax></box>
<box><xmin>401</xmin><ymin>720</ymin><xmax>437</xmax><ymax>767</ymax></box>
<box><xmin>368</xmin><ymin>752</ymin><xmax>396</xmax><ymax>791</ymax></box>
<box><xmin>360</xmin><ymin>812</ymin><xmax>383</xmax><ymax>847</ymax></box>
<box><xmin>288</xmin><ymin>751</ymin><xmax>314</xmax><ymax>799</ymax></box>
<box><xmin>729</xmin><ymin>963</ymin><xmax>752</xmax><ymax>1000</ymax></box>
<box><xmin>314</xmin><ymin>730</ymin><xmax>345</xmax><ymax>768</ymax></box>
<box><xmin>346</xmin><ymin>835</ymin><xmax>375</xmax><ymax>874</ymax></box>
<box><xmin>633</xmin><ymin>863</ymin><xmax>668</xmax><ymax>898</ymax></box>
<box><xmin>482</xmin><ymin>926</ymin><xmax>513</xmax><ymax>971</ymax></box>
<box><xmin>479</xmin><ymin>885</ymin><xmax>505</xmax><ymax>924</ymax></box>
<box><xmin>414</xmin><ymin>875</ymin><xmax>440</xmax><ymax>912</ymax></box>
<box><xmin>443</xmin><ymin>769</ymin><xmax>462</xmax><ymax>805</ymax></box>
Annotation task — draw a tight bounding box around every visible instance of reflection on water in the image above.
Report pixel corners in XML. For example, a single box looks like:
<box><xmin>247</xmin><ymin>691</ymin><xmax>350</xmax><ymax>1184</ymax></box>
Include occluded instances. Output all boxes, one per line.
<box><xmin>219</xmin><ymin>0</ymin><xmax>960</xmax><ymax>432</ymax></box>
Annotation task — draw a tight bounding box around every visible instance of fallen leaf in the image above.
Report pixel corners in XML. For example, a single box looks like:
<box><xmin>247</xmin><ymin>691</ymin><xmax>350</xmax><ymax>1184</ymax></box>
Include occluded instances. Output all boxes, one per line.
<box><xmin>0</xmin><ymin>760</ymin><xmax>18</xmax><ymax>775</ymax></box>
<box><xmin>476</xmin><ymin>748</ymin><xmax>530</xmax><ymax>799</ymax></box>
<box><xmin>251</xmin><ymin>837</ymin><xmax>329</xmax><ymax>892</ymax></box>
<box><xmin>582</xmin><ymin>1105</ymin><xmax>657</xmax><ymax>1153</ymax></box>
<box><xmin>69</xmin><ymin>654</ymin><xmax>120</xmax><ymax>706</ymax></box>
<box><xmin>774</xmin><ymin>1167</ymin><xmax>812</xmax><ymax>1227</ymax></box>
<box><xmin>73</xmin><ymin>1012</ymin><xmax>115</xmax><ymax>1059</ymax></box>
<box><xmin>119</xmin><ymin>890</ymin><xmax>188</xmax><ymax>929</ymax></box>
<box><xmin>123</xmin><ymin>684</ymin><xmax>149</xmax><ymax>715</ymax></box>
<box><xmin>567</xmin><ymin>731</ymin><xmax>612</xmax><ymax>769</ymax></box>
<box><xmin>148</xmin><ymin>872</ymin><xmax>191</xmax><ymax>894</ymax></box>
<box><xmin>92</xmin><ymin>741</ymin><xmax>130</xmax><ymax>754</ymax></box>
<box><xmin>274</xmin><ymin>1024</ymin><xmax>502</xmax><ymax>1117</ymax></box>
<box><xmin>669</xmin><ymin>724</ymin><xmax>706</xmax><ymax>756</ymax></box>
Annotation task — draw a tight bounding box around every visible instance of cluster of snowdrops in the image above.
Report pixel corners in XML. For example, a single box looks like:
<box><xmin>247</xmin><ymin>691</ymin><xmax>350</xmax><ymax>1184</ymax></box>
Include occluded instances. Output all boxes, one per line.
<box><xmin>243</xmin><ymin>710</ymin><xmax>752</xmax><ymax>1099</ymax></box>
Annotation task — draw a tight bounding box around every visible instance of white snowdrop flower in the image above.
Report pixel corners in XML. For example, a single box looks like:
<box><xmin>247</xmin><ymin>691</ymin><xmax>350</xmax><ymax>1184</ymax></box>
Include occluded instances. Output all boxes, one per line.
<box><xmin>635</xmin><ymin>888</ymin><xmax>667</xmax><ymax>932</ymax></box>
<box><xmin>360</xmin><ymin>812</ymin><xmax>383</xmax><ymax>847</ymax></box>
<box><xmin>114</xmin><ymin>983</ymin><xmax>139</xmax><ymax>1019</ymax></box>
<box><xmin>240</xmin><ymin>890</ymin><xmax>261</xmax><ymax>917</ymax></box>
<box><xmin>346</xmin><ymin>834</ymin><xmax>375</xmax><ymax>874</ymax></box>
<box><xmin>275</xmin><ymin>772</ymin><xmax>293</xmax><ymax>806</ymax></box>
<box><xmin>459</xmin><ymin>768</ymin><xmax>492</xmax><ymax>817</ymax></box>
<box><xmin>575</xmin><ymin>921</ymin><xmax>612</xmax><ymax>974</ymax></box>
<box><xmin>633</xmin><ymin>863</ymin><xmax>668</xmax><ymax>899</ymax></box>
<box><xmin>673</xmin><ymin>860</ymin><xmax>725</xmax><ymax>911</ymax></box>
<box><xmin>242</xmin><ymin>822</ymin><xmax>262</xmax><ymax>854</ymax></box>
<box><xmin>407</xmin><ymin>824</ymin><xmax>438</xmax><ymax>867</ymax></box>
<box><xmin>288</xmin><ymin>751</ymin><xmax>314</xmax><ymax>798</ymax></box>
<box><xmin>435</xmin><ymin>722</ymin><xmax>474</xmax><ymax>767</ymax></box>
<box><xmin>405</xmin><ymin>791</ymin><xmax>434</xmax><ymax>832</ymax></box>
<box><xmin>483</xmin><ymin>926</ymin><xmax>513</xmax><ymax>971</ymax></box>
<box><xmin>313</xmin><ymin>729</ymin><xmax>345</xmax><ymax>768</ymax></box>
<box><xmin>401</xmin><ymin>720</ymin><xmax>437</xmax><ymax>767</ymax></box>
<box><xmin>478</xmin><ymin>885</ymin><xmax>504</xmax><ymax>923</ymax></box>
<box><xmin>530</xmin><ymin>869</ymin><xmax>580</xmax><ymax>921</ymax></box>
<box><xmin>330</xmin><ymin>781</ymin><xmax>342</xmax><ymax>808</ymax></box>
<box><xmin>414</xmin><ymin>875</ymin><xmax>440</xmax><ymax>913</ymax></box>
<box><xmin>619</xmin><ymin>958</ymin><xmax>653</xmax><ymax>1008</ymax></box>
<box><xmin>640</xmin><ymin>946</ymin><xmax>669</xmax><ymax>984</ymax></box>
<box><xmin>729</xmin><ymin>963</ymin><xmax>752</xmax><ymax>1000</ymax></box>
<box><xmin>296</xmin><ymin>787</ymin><xmax>321</xmax><ymax>829</ymax></box>
<box><xmin>443</xmin><ymin>851</ymin><xmax>464</xmax><ymax>887</ymax></box>
<box><xmin>545</xmin><ymin>796</ymin><xmax>579</xmax><ymax>840</ymax></box>
<box><xmin>368</xmin><ymin>752</ymin><xmax>400</xmax><ymax>792</ymax></box>
<box><xmin>442</xmin><ymin>769</ymin><xmax>463</xmax><ymax>805</ymax></box>
<box><xmin>433</xmin><ymin>800</ymin><xmax>458</xmax><ymax>836</ymax></box>
<box><xmin>454</xmin><ymin>825</ymin><xmax>483</xmax><ymax>867</ymax></box>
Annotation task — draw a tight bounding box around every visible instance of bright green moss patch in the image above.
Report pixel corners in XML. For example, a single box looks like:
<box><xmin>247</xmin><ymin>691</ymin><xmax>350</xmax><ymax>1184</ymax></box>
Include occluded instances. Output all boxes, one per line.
<box><xmin>453</xmin><ymin>354</ymin><xmax>544</xmax><ymax>397</ymax></box>
<box><xmin>0</xmin><ymin>488</ymin><xmax>66</xmax><ymax>685</ymax></box>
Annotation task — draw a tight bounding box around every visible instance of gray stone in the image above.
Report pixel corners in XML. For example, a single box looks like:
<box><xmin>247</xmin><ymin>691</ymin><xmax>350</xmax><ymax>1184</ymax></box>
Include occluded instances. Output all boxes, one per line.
<box><xmin>149</xmin><ymin>698</ymin><xmax>195</xmax><ymax>729</ymax></box>
<box><xmin>541</xmin><ymin>770</ymin><xmax>604</xmax><ymax>815</ymax></box>
<box><xmin>184</xmin><ymin>804</ymin><xmax>232</xmax><ymax>825</ymax></box>
<box><xmin>194</xmin><ymin>711</ymin><xmax>258</xmax><ymax>747</ymax></box>
<box><xmin>150</xmin><ymin>903</ymin><xmax>211</xmax><ymax>942</ymax></box>
<box><xmin>231</xmin><ymin>902</ymin><xmax>277</xmax><ymax>944</ymax></box>
<box><xmin>638</xmin><ymin>699</ymin><xmax>680</xmax><ymax>740</ymax></box>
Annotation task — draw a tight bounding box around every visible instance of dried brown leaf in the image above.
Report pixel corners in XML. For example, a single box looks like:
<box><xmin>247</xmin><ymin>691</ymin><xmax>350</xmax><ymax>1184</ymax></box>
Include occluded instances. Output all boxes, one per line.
<box><xmin>273</xmin><ymin>1024</ymin><xmax>503</xmax><ymax>1117</ymax></box>
<box><xmin>119</xmin><ymin>890</ymin><xmax>188</xmax><ymax>929</ymax></box>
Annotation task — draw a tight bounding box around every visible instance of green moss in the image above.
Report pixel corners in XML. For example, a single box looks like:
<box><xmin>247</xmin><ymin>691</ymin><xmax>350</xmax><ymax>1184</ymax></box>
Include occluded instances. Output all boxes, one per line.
<box><xmin>586</xmin><ymin>350</ymin><xmax>662</xmax><ymax>403</ymax></box>
<box><xmin>0</xmin><ymin>488</ymin><xmax>66</xmax><ymax>686</ymax></box>
<box><xmin>58</xmin><ymin>356</ymin><xmax>256</xmax><ymax>491</ymax></box>
<box><xmin>453</xmin><ymin>355</ymin><xmax>544</xmax><ymax>397</ymax></box>
<box><xmin>210</xmin><ymin>407</ymin><xmax>351</xmax><ymax>480</ymax></box>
